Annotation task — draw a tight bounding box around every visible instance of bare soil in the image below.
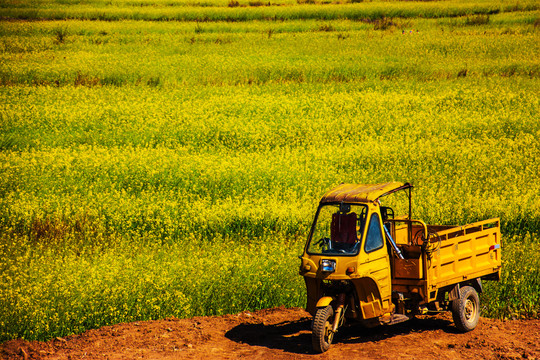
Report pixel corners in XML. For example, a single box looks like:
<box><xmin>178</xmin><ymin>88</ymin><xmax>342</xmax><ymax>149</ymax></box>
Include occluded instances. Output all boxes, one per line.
<box><xmin>2</xmin><ymin>307</ymin><xmax>539</xmax><ymax>360</ymax></box>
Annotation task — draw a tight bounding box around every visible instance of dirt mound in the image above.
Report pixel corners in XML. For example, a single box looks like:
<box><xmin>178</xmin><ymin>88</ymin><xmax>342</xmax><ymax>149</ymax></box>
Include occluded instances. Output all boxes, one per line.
<box><xmin>2</xmin><ymin>307</ymin><xmax>539</xmax><ymax>360</ymax></box>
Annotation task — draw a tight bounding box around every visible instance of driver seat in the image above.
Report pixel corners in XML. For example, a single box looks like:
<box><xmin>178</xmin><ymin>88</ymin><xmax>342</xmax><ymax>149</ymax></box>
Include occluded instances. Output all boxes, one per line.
<box><xmin>331</xmin><ymin>212</ymin><xmax>357</xmax><ymax>244</ymax></box>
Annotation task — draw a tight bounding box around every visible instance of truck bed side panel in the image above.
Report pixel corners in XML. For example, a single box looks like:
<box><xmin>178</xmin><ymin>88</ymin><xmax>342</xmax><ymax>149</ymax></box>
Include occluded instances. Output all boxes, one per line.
<box><xmin>427</xmin><ymin>218</ymin><xmax>502</xmax><ymax>291</ymax></box>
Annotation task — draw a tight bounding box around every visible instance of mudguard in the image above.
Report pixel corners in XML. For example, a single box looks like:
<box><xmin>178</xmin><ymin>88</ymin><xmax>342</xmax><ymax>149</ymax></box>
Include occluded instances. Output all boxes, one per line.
<box><xmin>316</xmin><ymin>296</ymin><xmax>333</xmax><ymax>308</ymax></box>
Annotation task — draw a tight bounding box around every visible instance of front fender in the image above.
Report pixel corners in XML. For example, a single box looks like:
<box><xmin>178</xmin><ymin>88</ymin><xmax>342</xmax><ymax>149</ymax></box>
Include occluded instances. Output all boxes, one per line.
<box><xmin>316</xmin><ymin>296</ymin><xmax>333</xmax><ymax>308</ymax></box>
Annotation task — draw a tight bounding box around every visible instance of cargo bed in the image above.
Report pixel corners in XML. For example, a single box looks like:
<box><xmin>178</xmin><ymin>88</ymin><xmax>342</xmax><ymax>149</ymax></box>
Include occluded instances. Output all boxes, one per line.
<box><xmin>388</xmin><ymin>218</ymin><xmax>502</xmax><ymax>303</ymax></box>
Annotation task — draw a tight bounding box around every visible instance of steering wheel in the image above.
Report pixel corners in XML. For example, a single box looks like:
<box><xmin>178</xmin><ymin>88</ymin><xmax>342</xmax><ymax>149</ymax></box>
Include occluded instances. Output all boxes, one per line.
<box><xmin>413</xmin><ymin>230</ymin><xmax>425</xmax><ymax>246</ymax></box>
<box><xmin>315</xmin><ymin>237</ymin><xmax>331</xmax><ymax>248</ymax></box>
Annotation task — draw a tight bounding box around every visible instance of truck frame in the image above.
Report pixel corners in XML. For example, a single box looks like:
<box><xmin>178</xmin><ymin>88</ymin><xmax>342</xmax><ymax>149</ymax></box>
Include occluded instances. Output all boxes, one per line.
<box><xmin>299</xmin><ymin>182</ymin><xmax>502</xmax><ymax>353</ymax></box>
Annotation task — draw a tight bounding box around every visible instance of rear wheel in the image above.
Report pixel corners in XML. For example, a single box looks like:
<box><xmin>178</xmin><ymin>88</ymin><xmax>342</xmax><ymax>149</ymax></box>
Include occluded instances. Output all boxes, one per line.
<box><xmin>451</xmin><ymin>285</ymin><xmax>480</xmax><ymax>332</ymax></box>
<box><xmin>312</xmin><ymin>305</ymin><xmax>334</xmax><ymax>353</ymax></box>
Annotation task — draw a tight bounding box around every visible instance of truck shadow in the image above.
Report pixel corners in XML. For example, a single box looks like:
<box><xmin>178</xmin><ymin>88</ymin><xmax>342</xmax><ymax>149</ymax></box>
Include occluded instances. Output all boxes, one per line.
<box><xmin>225</xmin><ymin>318</ymin><xmax>314</xmax><ymax>355</ymax></box>
<box><xmin>225</xmin><ymin>316</ymin><xmax>457</xmax><ymax>355</ymax></box>
<box><xmin>338</xmin><ymin>317</ymin><xmax>459</xmax><ymax>346</ymax></box>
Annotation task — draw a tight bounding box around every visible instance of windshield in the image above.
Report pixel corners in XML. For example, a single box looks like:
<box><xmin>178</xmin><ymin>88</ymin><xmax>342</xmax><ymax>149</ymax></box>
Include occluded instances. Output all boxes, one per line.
<box><xmin>306</xmin><ymin>203</ymin><xmax>368</xmax><ymax>256</ymax></box>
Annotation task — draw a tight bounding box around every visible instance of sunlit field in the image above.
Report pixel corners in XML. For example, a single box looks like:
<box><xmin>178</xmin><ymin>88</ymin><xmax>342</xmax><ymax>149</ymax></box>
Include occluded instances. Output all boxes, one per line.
<box><xmin>0</xmin><ymin>0</ymin><xmax>539</xmax><ymax>342</ymax></box>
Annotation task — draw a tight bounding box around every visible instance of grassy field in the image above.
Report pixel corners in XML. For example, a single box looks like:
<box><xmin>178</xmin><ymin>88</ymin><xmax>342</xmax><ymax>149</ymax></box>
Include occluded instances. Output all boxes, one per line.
<box><xmin>1</xmin><ymin>0</ymin><xmax>539</xmax><ymax>342</ymax></box>
<box><xmin>2</xmin><ymin>0</ymin><xmax>538</xmax><ymax>22</ymax></box>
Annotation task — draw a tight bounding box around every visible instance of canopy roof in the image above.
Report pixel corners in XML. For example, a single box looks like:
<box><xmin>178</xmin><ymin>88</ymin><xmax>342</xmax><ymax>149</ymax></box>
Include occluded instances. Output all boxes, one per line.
<box><xmin>320</xmin><ymin>182</ymin><xmax>412</xmax><ymax>204</ymax></box>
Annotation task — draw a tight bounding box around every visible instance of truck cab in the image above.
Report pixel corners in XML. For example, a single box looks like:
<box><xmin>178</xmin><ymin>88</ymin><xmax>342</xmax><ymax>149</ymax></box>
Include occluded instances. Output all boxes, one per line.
<box><xmin>301</xmin><ymin>183</ymin><xmax>407</xmax><ymax>321</ymax></box>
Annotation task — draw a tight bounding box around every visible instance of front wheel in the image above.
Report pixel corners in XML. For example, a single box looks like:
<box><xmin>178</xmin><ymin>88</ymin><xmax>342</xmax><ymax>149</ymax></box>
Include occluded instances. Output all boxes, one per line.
<box><xmin>312</xmin><ymin>305</ymin><xmax>334</xmax><ymax>353</ymax></box>
<box><xmin>451</xmin><ymin>285</ymin><xmax>480</xmax><ymax>332</ymax></box>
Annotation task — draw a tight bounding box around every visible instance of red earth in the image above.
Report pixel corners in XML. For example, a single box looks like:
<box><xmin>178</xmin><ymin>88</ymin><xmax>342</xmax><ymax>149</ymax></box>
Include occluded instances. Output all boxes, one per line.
<box><xmin>2</xmin><ymin>307</ymin><xmax>539</xmax><ymax>360</ymax></box>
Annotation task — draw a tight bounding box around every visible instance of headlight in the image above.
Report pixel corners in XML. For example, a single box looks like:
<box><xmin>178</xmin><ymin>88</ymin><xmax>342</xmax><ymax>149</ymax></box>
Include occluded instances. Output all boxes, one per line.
<box><xmin>321</xmin><ymin>259</ymin><xmax>336</xmax><ymax>273</ymax></box>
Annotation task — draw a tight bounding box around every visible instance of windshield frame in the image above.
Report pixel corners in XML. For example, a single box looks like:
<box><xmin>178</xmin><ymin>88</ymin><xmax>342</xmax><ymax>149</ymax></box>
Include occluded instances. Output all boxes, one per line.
<box><xmin>305</xmin><ymin>202</ymin><xmax>368</xmax><ymax>257</ymax></box>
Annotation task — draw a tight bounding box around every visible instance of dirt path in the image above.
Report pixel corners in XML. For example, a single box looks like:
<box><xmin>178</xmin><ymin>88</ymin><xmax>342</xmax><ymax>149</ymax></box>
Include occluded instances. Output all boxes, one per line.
<box><xmin>2</xmin><ymin>307</ymin><xmax>539</xmax><ymax>360</ymax></box>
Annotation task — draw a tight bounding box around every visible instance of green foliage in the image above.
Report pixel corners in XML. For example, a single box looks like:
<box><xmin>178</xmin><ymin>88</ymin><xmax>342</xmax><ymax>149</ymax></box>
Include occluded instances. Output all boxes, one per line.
<box><xmin>373</xmin><ymin>16</ymin><xmax>395</xmax><ymax>30</ymax></box>
<box><xmin>1</xmin><ymin>13</ymin><xmax>539</xmax><ymax>86</ymax></box>
<box><xmin>52</xmin><ymin>26</ymin><xmax>69</xmax><ymax>44</ymax></box>
<box><xmin>1</xmin><ymin>0</ymin><xmax>538</xmax><ymax>22</ymax></box>
<box><xmin>0</xmin><ymin>0</ymin><xmax>539</xmax><ymax>343</ymax></box>
<box><xmin>465</xmin><ymin>14</ymin><xmax>490</xmax><ymax>25</ymax></box>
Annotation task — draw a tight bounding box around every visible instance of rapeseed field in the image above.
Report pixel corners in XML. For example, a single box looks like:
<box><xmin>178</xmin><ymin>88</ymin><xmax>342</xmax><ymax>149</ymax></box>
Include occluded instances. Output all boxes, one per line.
<box><xmin>0</xmin><ymin>0</ymin><xmax>539</xmax><ymax>341</ymax></box>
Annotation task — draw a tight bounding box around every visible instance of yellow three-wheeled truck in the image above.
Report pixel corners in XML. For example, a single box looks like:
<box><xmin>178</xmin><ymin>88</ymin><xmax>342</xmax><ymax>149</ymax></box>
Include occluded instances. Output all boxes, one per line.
<box><xmin>299</xmin><ymin>182</ymin><xmax>502</xmax><ymax>353</ymax></box>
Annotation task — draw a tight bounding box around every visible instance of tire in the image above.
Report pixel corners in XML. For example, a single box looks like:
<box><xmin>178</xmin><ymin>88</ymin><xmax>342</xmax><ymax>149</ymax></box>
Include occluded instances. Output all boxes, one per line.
<box><xmin>451</xmin><ymin>285</ymin><xmax>480</xmax><ymax>332</ymax></box>
<box><xmin>312</xmin><ymin>305</ymin><xmax>334</xmax><ymax>353</ymax></box>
